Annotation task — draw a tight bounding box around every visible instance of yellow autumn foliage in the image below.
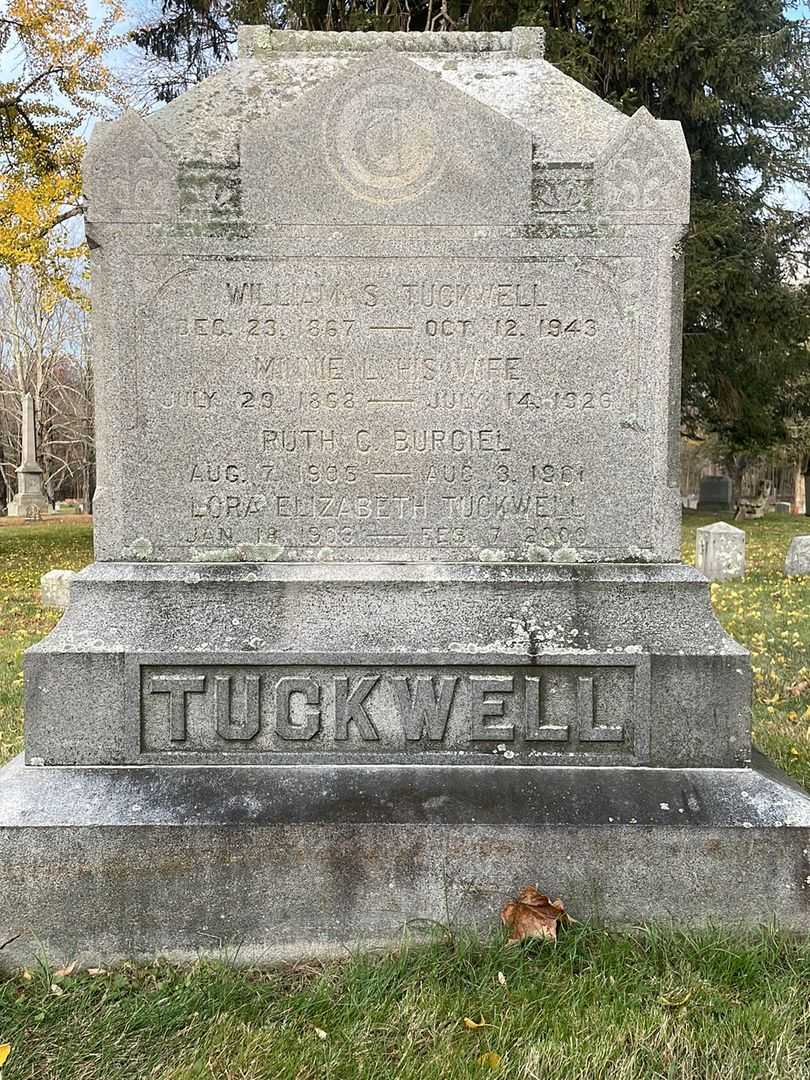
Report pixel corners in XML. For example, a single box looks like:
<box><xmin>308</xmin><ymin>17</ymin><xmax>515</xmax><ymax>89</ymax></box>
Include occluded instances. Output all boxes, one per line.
<box><xmin>0</xmin><ymin>0</ymin><xmax>125</xmax><ymax>302</ymax></box>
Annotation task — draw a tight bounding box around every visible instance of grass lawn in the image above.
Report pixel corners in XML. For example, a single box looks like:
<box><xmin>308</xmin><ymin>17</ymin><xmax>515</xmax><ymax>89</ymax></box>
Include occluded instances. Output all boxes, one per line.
<box><xmin>2</xmin><ymin>929</ymin><xmax>809</xmax><ymax>1080</ymax></box>
<box><xmin>0</xmin><ymin>523</ymin><xmax>93</xmax><ymax>764</ymax></box>
<box><xmin>0</xmin><ymin>514</ymin><xmax>808</xmax><ymax>1080</ymax></box>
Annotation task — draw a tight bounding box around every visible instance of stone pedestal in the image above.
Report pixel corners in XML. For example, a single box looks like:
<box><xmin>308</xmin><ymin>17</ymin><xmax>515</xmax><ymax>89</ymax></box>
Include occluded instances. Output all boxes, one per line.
<box><xmin>24</xmin><ymin>563</ymin><xmax>750</xmax><ymax>769</ymax></box>
<box><xmin>0</xmin><ymin>752</ymin><xmax>808</xmax><ymax>969</ymax></box>
<box><xmin>2</xmin><ymin>558</ymin><xmax>806</xmax><ymax>965</ymax></box>
<box><xmin>7</xmin><ymin>464</ymin><xmax>49</xmax><ymax>518</ymax></box>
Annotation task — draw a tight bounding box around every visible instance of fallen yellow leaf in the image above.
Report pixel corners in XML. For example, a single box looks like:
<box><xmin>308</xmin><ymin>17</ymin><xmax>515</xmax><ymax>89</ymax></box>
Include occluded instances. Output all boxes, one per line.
<box><xmin>313</xmin><ymin>1027</ymin><xmax>328</xmax><ymax>1040</ymax></box>
<box><xmin>497</xmin><ymin>971</ymin><xmax>507</xmax><ymax>988</ymax></box>
<box><xmin>659</xmin><ymin>990</ymin><xmax>692</xmax><ymax>1008</ymax></box>
<box><xmin>0</xmin><ymin>1044</ymin><xmax>11</xmax><ymax>1067</ymax></box>
<box><xmin>50</xmin><ymin>982</ymin><xmax>64</xmax><ymax>996</ymax></box>
<box><xmin>479</xmin><ymin>1051</ymin><xmax>502</xmax><ymax>1069</ymax></box>
<box><xmin>464</xmin><ymin>1016</ymin><xmax>487</xmax><ymax>1030</ymax></box>
<box><xmin>87</xmin><ymin>968</ymin><xmax>107</xmax><ymax>977</ymax></box>
<box><xmin>53</xmin><ymin>961</ymin><xmax>77</xmax><ymax>978</ymax></box>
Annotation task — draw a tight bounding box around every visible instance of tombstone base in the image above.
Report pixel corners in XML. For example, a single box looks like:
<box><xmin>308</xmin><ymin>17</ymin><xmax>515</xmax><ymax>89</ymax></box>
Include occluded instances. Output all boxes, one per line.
<box><xmin>6</xmin><ymin>493</ymin><xmax>50</xmax><ymax>518</ymax></box>
<box><xmin>0</xmin><ymin>752</ymin><xmax>807</xmax><ymax>968</ymax></box>
<box><xmin>7</xmin><ymin>463</ymin><xmax>49</xmax><ymax>517</ymax></box>
<box><xmin>25</xmin><ymin>561</ymin><xmax>751</xmax><ymax>769</ymax></box>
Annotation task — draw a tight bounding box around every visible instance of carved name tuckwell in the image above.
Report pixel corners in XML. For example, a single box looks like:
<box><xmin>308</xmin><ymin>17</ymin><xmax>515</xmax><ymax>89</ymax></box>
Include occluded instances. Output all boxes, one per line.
<box><xmin>136</xmin><ymin>656</ymin><xmax>650</xmax><ymax>764</ymax></box>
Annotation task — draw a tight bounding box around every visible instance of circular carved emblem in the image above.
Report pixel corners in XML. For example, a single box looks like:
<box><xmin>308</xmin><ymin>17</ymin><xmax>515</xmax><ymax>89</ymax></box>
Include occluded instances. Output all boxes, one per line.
<box><xmin>324</xmin><ymin>82</ymin><xmax>442</xmax><ymax>204</ymax></box>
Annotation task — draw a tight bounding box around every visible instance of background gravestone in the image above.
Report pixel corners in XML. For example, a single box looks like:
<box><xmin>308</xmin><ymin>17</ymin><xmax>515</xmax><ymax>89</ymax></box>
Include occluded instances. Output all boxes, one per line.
<box><xmin>0</xmin><ymin>28</ymin><xmax>808</xmax><ymax>967</ymax></box>
<box><xmin>696</xmin><ymin>521</ymin><xmax>746</xmax><ymax>582</ymax></box>
<box><xmin>40</xmin><ymin>570</ymin><xmax>76</xmax><ymax>610</ymax></box>
<box><xmin>785</xmin><ymin>536</ymin><xmax>810</xmax><ymax>576</ymax></box>
<box><xmin>697</xmin><ymin>475</ymin><xmax>733</xmax><ymax>512</ymax></box>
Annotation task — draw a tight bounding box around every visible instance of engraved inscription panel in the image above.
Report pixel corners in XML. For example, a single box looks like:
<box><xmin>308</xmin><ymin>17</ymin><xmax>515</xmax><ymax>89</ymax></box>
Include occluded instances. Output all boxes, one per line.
<box><xmin>137</xmin><ymin>657</ymin><xmax>650</xmax><ymax>764</ymax></box>
<box><xmin>128</xmin><ymin>253</ymin><xmax>653</xmax><ymax>562</ymax></box>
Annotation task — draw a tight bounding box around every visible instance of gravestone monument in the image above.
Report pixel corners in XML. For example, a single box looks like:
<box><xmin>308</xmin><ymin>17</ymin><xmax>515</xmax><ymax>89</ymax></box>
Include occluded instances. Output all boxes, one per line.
<box><xmin>696</xmin><ymin>521</ymin><xmax>746</xmax><ymax>582</ymax></box>
<box><xmin>698</xmin><ymin>475</ymin><xmax>733</xmax><ymax>512</ymax></box>
<box><xmin>1</xmin><ymin>28</ymin><xmax>808</xmax><ymax>966</ymax></box>
<box><xmin>7</xmin><ymin>393</ymin><xmax>49</xmax><ymax>518</ymax></box>
<box><xmin>40</xmin><ymin>569</ymin><xmax>77</xmax><ymax>610</ymax></box>
<box><xmin>785</xmin><ymin>536</ymin><xmax>810</xmax><ymax>576</ymax></box>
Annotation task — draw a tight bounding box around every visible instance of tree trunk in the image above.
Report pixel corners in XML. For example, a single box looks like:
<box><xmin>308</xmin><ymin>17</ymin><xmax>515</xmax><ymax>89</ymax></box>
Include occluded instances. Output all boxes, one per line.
<box><xmin>723</xmin><ymin>453</ymin><xmax>750</xmax><ymax>515</ymax></box>
<box><xmin>792</xmin><ymin>461</ymin><xmax>805</xmax><ymax>515</ymax></box>
<box><xmin>82</xmin><ymin>462</ymin><xmax>92</xmax><ymax>513</ymax></box>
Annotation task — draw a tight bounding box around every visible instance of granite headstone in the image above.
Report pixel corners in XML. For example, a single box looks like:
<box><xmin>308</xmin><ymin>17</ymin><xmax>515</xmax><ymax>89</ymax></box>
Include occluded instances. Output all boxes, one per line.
<box><xmin>785</xmin><ymin>536</ymin><xmax>810</xmax><ymax>576</ymax></box>
<box><xmin>1</xmin><ymin>29</ymin><xmax>807</xmax><ymax>966</ymax></box>
<box><xmin>696</xmin><ymin>521</ymin><xmax>746</xmax><ymax>582</ymax></box>
<box><xmin>40</xmin><ymin>570</ymin><xmax>76</xmax><ymax>610</ymax></box>
<box><xmin>697</xmin><ymin>475</ymin><xmax>733</xmax><ymax>512</ymax></box>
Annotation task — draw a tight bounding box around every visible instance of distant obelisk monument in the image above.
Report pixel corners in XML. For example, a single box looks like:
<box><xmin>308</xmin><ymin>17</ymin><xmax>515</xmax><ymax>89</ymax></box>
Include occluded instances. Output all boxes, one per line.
<box><xmin>7</xmin><ymin>393</ymin><xmax>49</xmax><ymax>517</ymax></box>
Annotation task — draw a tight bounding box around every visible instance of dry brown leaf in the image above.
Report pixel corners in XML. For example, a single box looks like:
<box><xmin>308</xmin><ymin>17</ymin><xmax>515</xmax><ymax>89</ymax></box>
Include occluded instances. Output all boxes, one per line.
<box><xmin>20</xmin><ymin>970</ymin><xmax>32</xmax><ymax>982</ymax></box>
<box><xmin>87</xmin><ymin>968</ymin><xmax>107</xmax><ymax>977</ymax></box>
<box><xmin>463</xmin><ymin>1016</ymin><xmax>488</xmax><ymax>1030</ymax></box>
<box><xmin>53</xmin><ymin>961</ymin><xmax>77</xmax><ymax>978</ymax></box>
<box><xmin>789</xmin><ymin>680</ymin><xmax>809</xmax><ymax>697</ymax></box>
<box><xmin>500</xmin><ymin>885</ymin><xmax>567</xmax><ymax>944</ymax></box>
<box><xmin>478</xmin><ymin>1051</ymin><xmax>502</xmax><ymax>1069</ymax></box>
<box><xmin>0</xmin><ymin>1044</ymin><xmax>11</xmax><ymax>1067</ymax></box>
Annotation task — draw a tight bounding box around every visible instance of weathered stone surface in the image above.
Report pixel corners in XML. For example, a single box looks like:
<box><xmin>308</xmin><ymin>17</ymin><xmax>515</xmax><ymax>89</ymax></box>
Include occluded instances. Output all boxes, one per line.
<box><xmin>84</xmin><ymin>28</ymin><xmax>689</xmax><ymax>565</ymax></box>
<box><xmin>22</xmin><ymin>31</ymin><xmax>748</xmax><ymax>776</ymax></box>
<box><xmin>25</xmin><ymin>562</ymin><xmax>750</xmax><ymax>768</ymax></box>
<box><xmin>40</xmin><ymin>570</ymin><xmax>76</xmax><ymax>609</ymax></box>
<box><xmin>774</xmin><ymin>501</ymin><xmax>791</xmax><ymax>515</ymax></box>
<box><xmin>785</xmin><ymin>535</ymin><xmax>810</xmax><ymax>576</ymax></box>
<box><xmin>0</xmin><ymin>752</ymin><xmax>808</xmax><ymax>969</ymax></box>
<box><xmin>696</xmin><ymin>521</ymin><xmax>745</xmax><ymax>581</ymax></box>
<box><xmin>697</xmin><ymin>475</ymin><xmax>732</xmax><ymax>513</ymax></box>
<box><xmin>5</xmin><ymin>28</ymin><xmax>803</xmax><ymax>953</ymax></box>
<box><xmin>7</xmin><ymin>394</ymin><xmax>49</xmax><ymax>518</ymax></box>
